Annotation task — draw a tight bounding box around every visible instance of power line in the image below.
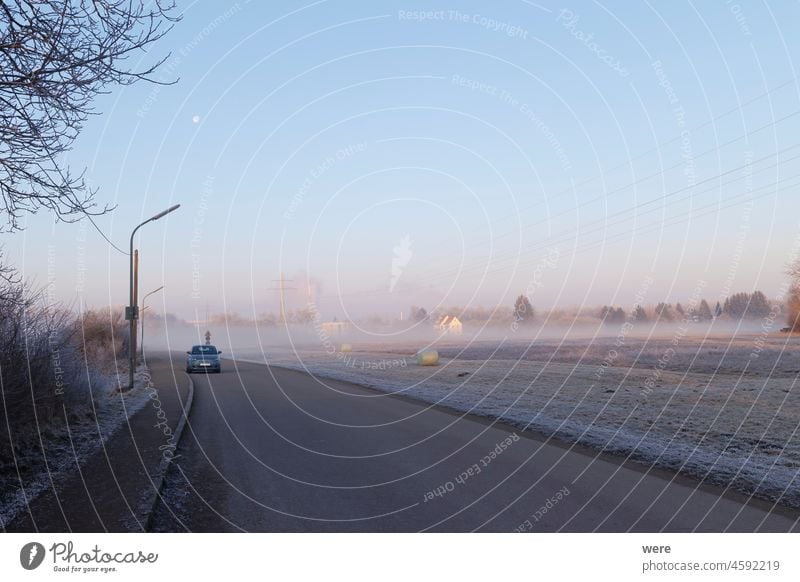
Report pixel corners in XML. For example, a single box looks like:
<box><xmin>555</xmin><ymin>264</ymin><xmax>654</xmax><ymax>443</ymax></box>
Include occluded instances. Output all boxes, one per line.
<box><xmin>368</xmin><ymin>105</ymin><xmax>800</xmax><ymax>293</ymax></box>
<box><xmin>413</xmin><ymin>145</ymin><xmax>800</xmax><ymax>283</ymax></box>
<box><xmin>317</xmin><ymin>140</ymin><xmax>800</xmax><ymax>300</ymax></box>
<box><xmin>85</xmin><ymin>213</ymin><xmax>129</xmax><ymax>255</ymax></box>
<box><xmin>246</xmin><ymin>77</ymin><xmax>800</xmax><ymax>307</ymax></box>
<box><xmin>385</xmin><ymin>77</ymin><xmax>800</xmax><ymax>245</ymax></box>
<box><xmin>562</xmin><ymin>177</ymin><xmax>796</xmax><ymax>261</ymax></box>
<box><xmin>317</xmin><ymin>172</ymin><xmax>797</xmax><ymax>301</ymax></box>
<box><xmin>316</xmin><ymin>144</ymin><xmax>800</xmax><ymax>296</ymax></box>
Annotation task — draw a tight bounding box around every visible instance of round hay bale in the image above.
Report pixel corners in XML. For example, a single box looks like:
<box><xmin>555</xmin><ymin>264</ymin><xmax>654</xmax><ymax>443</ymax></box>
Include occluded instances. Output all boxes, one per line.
<box><xmin>340</xmin><ymin>343</ymin><xmax>352</xmax><ymax>353</ymax></box>
<box><xmin>416</xmin><ymin>349</ymin><xmax>439</xmax><ymax>366</ymax></box>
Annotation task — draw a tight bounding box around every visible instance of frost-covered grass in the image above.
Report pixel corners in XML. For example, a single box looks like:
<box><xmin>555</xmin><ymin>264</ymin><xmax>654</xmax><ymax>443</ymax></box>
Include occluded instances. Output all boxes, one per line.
<box><xmin>0</xmin><ymin>368</ymin><xmax>152</xmax><ymax>528</ymax></box>
<box><xmin>234</xmin><ymin>329</ymin><xmax>800</xmax><ymax>508</ymax></box>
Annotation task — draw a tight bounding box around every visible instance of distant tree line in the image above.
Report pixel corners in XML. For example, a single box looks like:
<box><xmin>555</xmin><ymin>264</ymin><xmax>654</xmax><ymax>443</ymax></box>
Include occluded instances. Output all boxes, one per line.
<box><xmin>146</xmin><ymin>287</ymin><xmax>788</xmax><ymax>329</ymax></box>
<box><xmin>598</xmin><ymin>291</ymin><xmax>775</xmax><ymax>326</ymax></box>
<box><xmin>721</xmin><ymin>291</ymin><xmax>771</xmax><ymax>319</ymax></box>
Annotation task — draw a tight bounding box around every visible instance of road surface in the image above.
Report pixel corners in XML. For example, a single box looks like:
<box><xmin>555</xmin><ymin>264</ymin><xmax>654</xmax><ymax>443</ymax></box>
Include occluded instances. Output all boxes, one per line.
<box><xmin>149</xmin><ymin>356</ymin><xmax>799</xmax><ymax>532</ymax></box>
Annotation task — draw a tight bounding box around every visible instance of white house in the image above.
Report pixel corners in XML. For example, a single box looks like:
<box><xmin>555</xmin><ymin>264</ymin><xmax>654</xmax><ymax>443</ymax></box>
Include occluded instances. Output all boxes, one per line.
<box><xmin>321</xmin><ymin>320</ymin><xmax>350</xmax><ymax>336</ymax></box>
<box><xmin>435</xmin><ymin>315</ymin><xmax>463</xmax><ymax>335</ymax></box>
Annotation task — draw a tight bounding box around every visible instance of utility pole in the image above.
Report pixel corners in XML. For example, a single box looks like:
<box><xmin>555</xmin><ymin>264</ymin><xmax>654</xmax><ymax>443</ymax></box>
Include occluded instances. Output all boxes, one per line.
<box><xmin>132</xmin><ymin>249</ymin><xmax>139</xmax><ymax>363</ymax></box>
<box><xmin>306</xmin><ymin>281</ymin><xmax>314</xmax><ymax>305</ymax></box>
<box><xmin>268</xmin><ymin>273</ymin><xmax>295</xmax><ymax>323</ymax></box>
<box><xmin>127</xmin><ymin>204</ymin><xmax>180</xmax><ymax>390</ymax></box>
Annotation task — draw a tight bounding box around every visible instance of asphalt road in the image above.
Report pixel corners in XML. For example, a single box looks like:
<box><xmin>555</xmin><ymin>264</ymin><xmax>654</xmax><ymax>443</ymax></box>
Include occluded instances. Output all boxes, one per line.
<box><xmin>149</xmin><ymin>356</ymin><xmax>800</xmax><ymax>532</ymax></box>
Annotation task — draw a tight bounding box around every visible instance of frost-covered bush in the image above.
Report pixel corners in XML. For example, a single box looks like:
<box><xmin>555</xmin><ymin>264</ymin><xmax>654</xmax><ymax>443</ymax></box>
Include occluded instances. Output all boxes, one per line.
<box><xmin>788</xmin><ymin>259</ymin><xmax>800</xmax><ymax>332</ymax></box>
<box><xmin>70</xmin><ymin>306</ymin><xmax>127</xmax><ymax>373</ymax></box>
<box><xmin>0</xmin><ymin>270</ymin><xmax>84</xmax><ymax>460</ymax></box>
<box><xmin>0</xmin><ymin>258</ymin><xmax>131</xmax><ymax>464</ymax></box>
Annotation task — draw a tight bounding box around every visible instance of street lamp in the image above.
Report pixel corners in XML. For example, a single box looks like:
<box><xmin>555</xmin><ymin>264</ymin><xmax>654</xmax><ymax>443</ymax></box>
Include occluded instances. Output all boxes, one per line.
<box><xmin>128</xmin><ymin>204</ymin><xmax>180</xmax><ymax>390</ymax></box>
<box><xmin>140</xmin><ymin>285</ymin><xmax>164</xmax><ymax>365</ymax></box>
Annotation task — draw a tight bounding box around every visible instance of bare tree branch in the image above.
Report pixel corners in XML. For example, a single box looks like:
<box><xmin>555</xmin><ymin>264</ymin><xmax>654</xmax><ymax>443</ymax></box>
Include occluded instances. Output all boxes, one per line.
<box><xmin>0</xmin><ymin>0</ymin><xmax>179</xmax><ymax>231</ymax></box>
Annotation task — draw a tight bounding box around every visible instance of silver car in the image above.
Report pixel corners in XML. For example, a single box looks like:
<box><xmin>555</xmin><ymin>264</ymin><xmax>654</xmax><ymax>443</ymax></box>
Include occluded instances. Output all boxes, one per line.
<box><xmin>186</xmin><ymin>344</ymin><xmax>222</xmax><ymax>373</ymax></box>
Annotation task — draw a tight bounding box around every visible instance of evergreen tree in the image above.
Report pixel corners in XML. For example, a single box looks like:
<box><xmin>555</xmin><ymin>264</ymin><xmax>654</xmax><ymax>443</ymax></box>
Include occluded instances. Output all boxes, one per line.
<box><xmin>655</xmin><ymin>302</ymin><xmax>673</xmax><ymax>321</ymax></box>
<box><xmin>730</xmin><ymin>293</ymin><xmax>750</xmax><ymax>317</ymax></box>
<box><xmin>722</xmin><ymin>292</ymin><xmax>770</xmax><ymax>319</ymax></box>
<box><xmin>747</xmin><ymin>291</ymin><xmax>771</xmax><ymax>318</ymax></box>
<box><xmin>697</xmin><ymin>299</ymin><xmax>713</xmax><ymax>320</ymax></box>
<box><xmin>411</xmin><ymin>306</ymin><xmax>428</xmax><ymax>322</ymax></box>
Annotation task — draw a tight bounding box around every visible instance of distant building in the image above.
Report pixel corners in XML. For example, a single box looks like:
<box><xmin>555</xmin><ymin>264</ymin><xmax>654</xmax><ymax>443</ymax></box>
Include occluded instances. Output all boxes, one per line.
<box><xmin>435</xmin><ymin>315</ymin><xmax>463</xmax><ymax>335</ymax></box>
<box><xmin>320</xmin><ymin>321</ymin><xmax>350</xmax><ymax>336</ymax></box>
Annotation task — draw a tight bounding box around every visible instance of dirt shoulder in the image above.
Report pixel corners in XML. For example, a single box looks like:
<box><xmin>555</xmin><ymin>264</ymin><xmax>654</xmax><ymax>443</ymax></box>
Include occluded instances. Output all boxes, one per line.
<box><xmin>5</xmin><ymin>352</ymin><xmax>190</xmax><ymax>532</ymax></box>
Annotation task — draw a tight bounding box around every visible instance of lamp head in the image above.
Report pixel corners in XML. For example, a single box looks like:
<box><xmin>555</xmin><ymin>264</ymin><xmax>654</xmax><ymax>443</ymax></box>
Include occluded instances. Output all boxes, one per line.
<box><xmin>151</xmin><ymin>204</ymin><xmax>180</xmax><ymax>221</ymax></box>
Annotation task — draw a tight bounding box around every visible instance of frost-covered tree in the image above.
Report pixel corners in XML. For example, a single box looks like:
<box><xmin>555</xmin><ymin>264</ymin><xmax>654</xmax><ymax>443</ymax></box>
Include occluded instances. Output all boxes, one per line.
<box><xmin>513</xmin><ymin>294</ymin><xmax>535</xmax><ymax>324</ymax></box>
<box><xmin>788</xmin><ymin>260</ymin><xmax>800</xmax><ymax>331</ymax></box>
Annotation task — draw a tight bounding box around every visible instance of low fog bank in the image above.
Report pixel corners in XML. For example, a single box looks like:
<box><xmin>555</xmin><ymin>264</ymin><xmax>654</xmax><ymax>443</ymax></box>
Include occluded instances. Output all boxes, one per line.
<box><xmin>141</xmin><ymin>316</ymin><xmax>791</xmax><ymax>359</ymax></box>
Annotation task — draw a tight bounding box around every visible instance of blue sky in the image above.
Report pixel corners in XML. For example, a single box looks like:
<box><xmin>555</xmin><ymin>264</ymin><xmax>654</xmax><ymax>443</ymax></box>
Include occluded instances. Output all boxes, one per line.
<box><xmin>5</xmin><ymin>0</ymin><xmax>800</xmax><ymax>320</ymax></box>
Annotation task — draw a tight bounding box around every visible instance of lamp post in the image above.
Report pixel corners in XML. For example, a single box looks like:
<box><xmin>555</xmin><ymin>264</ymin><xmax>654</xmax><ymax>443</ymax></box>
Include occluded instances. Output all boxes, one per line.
<box><xmin>128</xmin><ymin>204</ymin><xmax>180</xmax><ymax>390</ymax></box>
<box><xmin>140</xmin><ymin>285</ymin><xmax>164</xmax><ymax>365</ymax></box>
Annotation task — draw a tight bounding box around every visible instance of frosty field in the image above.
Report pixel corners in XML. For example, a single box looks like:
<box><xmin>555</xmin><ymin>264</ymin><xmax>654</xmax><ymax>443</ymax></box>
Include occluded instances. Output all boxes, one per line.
<box><xmin>235</xmin><ymin>328</ymin><xmax>800</xmax><ymax>508</ymax></box>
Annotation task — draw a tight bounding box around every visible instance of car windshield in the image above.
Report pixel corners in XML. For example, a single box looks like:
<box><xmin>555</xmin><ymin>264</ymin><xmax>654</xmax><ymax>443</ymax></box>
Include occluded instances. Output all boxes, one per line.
<box><xmin>191</xmin><ymin>345</ymin><xmax>218</xmax><ymax>355</ymax></box>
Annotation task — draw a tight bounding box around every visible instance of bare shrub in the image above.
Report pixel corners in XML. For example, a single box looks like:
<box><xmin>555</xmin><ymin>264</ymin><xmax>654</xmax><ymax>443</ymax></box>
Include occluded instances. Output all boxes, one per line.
<box><xmin>0</xmin><ymin>267</ymin><xmax>85</xmax><ymax>460</ymax></box>
<box><xmin>71</xmin><ymin>307</ymin><xmax>127</xmax><ymax>373</ymax></box>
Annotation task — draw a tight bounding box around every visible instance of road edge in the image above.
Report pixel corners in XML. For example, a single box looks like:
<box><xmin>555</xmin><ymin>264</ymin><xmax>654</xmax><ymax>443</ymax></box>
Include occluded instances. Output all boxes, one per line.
<box><xmin>142</xmin><ymin>370</ymin><xmax>195</xmax><ymax>531</ymax></box>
